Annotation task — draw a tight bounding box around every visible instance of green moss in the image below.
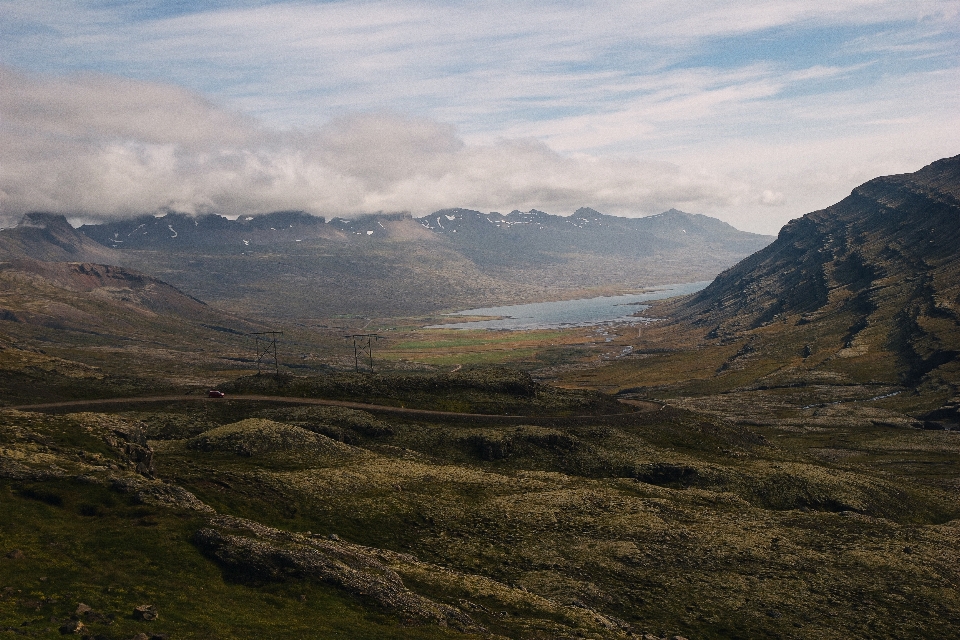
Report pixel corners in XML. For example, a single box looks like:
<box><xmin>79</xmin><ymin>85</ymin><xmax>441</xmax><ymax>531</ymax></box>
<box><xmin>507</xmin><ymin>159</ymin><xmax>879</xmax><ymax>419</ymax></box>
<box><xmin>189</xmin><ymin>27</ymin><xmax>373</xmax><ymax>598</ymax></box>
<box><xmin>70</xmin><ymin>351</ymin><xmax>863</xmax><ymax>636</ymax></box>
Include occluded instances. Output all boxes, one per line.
<box><xmin>0</xmin><ymin>482</ymin><xmax>474</xmax><ymax>639</ymax></box>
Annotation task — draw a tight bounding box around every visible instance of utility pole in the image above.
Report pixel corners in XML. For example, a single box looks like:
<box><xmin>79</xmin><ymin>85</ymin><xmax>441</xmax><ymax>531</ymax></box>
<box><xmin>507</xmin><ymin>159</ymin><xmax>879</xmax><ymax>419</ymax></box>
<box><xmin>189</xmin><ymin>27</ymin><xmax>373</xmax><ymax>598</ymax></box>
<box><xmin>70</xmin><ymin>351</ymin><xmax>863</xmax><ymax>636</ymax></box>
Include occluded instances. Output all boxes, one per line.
<box><xmin>347</xmin><ymin>334</ymin><xmax>379</xmax><ymax>372</ymax></box>
<box><xmin>251</xmin><ymin>331</ymin><xmax>283</xmax><ymax>375</ymax></box>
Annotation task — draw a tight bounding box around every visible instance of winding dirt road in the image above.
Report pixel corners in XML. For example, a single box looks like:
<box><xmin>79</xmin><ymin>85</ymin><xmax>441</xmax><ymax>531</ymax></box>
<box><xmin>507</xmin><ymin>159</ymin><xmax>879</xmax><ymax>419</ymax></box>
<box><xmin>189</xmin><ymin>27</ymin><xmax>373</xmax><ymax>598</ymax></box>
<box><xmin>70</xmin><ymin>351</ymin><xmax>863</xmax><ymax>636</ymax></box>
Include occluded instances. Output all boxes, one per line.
<box><xmin>7</xmin><ymin>394</ymin><xmax>661</xmax><ymax>424</ymax></box>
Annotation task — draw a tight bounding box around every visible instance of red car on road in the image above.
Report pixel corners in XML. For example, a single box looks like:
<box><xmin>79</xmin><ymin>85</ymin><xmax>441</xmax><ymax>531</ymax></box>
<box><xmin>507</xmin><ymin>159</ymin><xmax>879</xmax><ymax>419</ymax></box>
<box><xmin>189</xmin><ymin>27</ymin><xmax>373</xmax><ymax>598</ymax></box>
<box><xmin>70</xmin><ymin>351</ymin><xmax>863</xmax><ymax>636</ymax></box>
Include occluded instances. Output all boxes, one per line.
<box><xmin>207</xmin><ymin>390</ymin><xmax>225</xmax><ymax>398</ymax></box>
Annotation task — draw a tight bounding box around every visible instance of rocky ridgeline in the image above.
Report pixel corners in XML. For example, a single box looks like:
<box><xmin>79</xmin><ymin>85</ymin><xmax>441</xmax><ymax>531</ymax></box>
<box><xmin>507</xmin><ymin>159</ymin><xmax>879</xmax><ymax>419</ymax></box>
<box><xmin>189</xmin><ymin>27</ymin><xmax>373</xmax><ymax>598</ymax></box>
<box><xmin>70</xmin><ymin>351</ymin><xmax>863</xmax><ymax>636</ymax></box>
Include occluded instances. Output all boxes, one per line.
<box><xmin>74</xmin><ymin>207</ymin><xmax>772</xmax><ymax>255</ymax></box>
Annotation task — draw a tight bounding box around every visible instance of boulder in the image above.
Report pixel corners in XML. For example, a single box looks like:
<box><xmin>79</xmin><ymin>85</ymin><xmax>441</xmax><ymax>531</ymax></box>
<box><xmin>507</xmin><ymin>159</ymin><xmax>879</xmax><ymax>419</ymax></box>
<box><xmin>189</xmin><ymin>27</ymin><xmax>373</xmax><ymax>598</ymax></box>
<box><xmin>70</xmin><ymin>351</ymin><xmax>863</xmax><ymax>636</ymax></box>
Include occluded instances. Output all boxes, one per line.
<box><xmin>132</xmin><ymin>604</ymin><xmax>157</xmax><ymax>621</ymax></box>
<box><xmin>58</xmin><ymin>619</ymin><xmax>85</xmax><ymax>634</ymax></box>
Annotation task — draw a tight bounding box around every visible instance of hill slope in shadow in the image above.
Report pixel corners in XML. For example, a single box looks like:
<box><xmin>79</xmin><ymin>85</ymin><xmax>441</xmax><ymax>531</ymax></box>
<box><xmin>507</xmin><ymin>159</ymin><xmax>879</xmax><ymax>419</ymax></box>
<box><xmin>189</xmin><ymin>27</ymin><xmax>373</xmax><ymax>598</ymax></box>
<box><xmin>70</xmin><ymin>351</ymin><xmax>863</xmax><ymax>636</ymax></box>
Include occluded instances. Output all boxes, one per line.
<box><xmin>675</xmin><ymin>154</ymin><xmax>960</xmax><ymax>393</ymax></box>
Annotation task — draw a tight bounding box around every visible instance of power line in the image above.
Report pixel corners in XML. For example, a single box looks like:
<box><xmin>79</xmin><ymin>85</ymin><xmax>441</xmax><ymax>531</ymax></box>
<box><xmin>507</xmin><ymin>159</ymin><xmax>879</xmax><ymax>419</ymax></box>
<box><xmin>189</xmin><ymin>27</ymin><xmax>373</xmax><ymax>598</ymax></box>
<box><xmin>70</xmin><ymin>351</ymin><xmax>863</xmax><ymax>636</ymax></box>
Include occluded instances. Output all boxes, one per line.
<box><xmin>346</xmin><ymin>333</ymin><xmax>379</xmax><ymax>372</ymax></box>
<box><xmin>250</xmin><ymin>331</ymin><xmax>283</xmax><ymax>375</ymax></box>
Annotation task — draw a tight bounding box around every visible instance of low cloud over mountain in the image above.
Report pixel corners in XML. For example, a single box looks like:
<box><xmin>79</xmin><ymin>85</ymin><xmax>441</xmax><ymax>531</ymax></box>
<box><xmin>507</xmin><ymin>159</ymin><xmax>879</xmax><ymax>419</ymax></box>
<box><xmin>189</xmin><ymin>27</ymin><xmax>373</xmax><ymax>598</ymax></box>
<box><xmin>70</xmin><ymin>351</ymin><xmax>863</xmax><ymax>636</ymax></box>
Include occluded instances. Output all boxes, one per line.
<box><xmin>1</xmin><ymin>68</ymin><xmax>775</xmax><ymax>229</ymax></box>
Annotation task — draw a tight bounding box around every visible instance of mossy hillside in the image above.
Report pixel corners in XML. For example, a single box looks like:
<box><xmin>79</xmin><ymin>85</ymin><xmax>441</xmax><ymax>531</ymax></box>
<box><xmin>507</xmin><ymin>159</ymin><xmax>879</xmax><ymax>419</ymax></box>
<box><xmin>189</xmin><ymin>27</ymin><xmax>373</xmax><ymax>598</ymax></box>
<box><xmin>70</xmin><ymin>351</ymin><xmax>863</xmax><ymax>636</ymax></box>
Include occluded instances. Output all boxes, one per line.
<box><xmin>147</xmin><ymin>400</ymin><xmax>955</xmax><ymax>527</ymax></box>
<box><xmin>0</xmin><ymin>409</ymin><xmax>481</xmax><ymax>639</ymax></box>
<box><xmin>4</xmin><ymin>371</ymin><xmax>960</xmax><ymax>639</ymax></box>
<box><xmin>0</xmin><ymin>482</ymin><xmax>475</xmax><ymax>640</ymax></box>
<box><xmin>185</xmin><ymin>419</ymin><xmax>358</xmax><ymax>459</ymax></box>
<box><xmin>0</xmin><ymin>347</ymin><xmax>178</xmax><ymax>406</ymax></box>
<box><xmin>0</xmin><ymin>409</ymin><xmax>638</xmax><ymax>639</ymax></box>
<box><xmin>254</xmin><ymin>405</ymin><xmax>396</xmax><ymax>442</ymax></box>
<box><xmin>147</xmin><ymin>398</ymin><xmax>960</xmax><ymax>639</ymax></box>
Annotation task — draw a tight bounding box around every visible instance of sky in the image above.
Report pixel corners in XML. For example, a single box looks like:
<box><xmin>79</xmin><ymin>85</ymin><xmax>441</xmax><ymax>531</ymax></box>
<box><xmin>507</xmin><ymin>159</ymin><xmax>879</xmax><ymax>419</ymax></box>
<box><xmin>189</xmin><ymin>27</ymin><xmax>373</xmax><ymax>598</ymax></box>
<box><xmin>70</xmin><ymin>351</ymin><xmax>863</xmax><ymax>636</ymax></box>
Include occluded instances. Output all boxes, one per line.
<box><xmin>1</xmin><ymin>1</ymin><xmax>958</xmax><ymax>234</ymax></box>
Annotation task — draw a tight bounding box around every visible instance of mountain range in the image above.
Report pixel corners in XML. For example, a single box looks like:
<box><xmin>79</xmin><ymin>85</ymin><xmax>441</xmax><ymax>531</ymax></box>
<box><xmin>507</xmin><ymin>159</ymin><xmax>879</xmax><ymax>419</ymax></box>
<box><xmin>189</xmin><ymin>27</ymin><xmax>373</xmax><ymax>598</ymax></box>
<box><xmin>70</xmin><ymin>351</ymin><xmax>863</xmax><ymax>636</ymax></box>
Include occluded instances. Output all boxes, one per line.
<box><xmin>77</xmin><ymin>207</ymin><xmax>768</xmax><ymax>257</ymax></box>
<box><xmin>70</xmin><ymin>207</ymin><xmax>773</xmax><ymax>319</ymax></box>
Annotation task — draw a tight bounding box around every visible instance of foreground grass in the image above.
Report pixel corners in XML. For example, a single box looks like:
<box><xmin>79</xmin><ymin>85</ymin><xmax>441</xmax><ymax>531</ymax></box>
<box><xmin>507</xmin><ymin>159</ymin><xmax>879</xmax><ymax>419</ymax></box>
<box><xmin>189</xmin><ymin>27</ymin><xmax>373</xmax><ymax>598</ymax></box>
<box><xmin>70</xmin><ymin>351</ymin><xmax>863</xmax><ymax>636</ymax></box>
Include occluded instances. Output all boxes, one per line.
<box><xmin>0</xmin><ymin>485</ymin><xmax>470</xmax><ymax>639</ymax></box>
<box><xmin>2</xmin><ymin>360</ymin><xmax>959</xmax><ymax>639</ymax></box>
<box><xmin>0</xmin><ymin>408</ymin><xmax>474</xmax><ymax>640</ymax></box>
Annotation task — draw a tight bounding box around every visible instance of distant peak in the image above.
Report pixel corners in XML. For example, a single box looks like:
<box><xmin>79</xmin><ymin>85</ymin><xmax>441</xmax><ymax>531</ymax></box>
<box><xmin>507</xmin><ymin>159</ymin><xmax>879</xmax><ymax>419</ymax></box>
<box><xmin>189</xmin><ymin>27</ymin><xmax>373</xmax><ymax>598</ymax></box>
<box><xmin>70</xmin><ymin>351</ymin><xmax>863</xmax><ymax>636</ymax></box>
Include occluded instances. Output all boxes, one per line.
<box><xmin>506</xmin><ymin>209</ymin><xmax>551</xmax><ymax>218</ymax></box>
<box><xmin>17</xmin><ymin>212</ymin><xmax>72</xmax><ymax>230</ymax></box>
<box><xmin>431</xmin><ymin>208</ymin><xmax>484</xmax><ymax>217</ymax></box>
<box><xmin>572</xmin><ymin>207</ymin><xmax>605</xmax><ymax>218</ymax></box>
<box><xmin>245</xmin><ymin>210</ymin><xmax>324</xmax><ymax>228</ymax></box>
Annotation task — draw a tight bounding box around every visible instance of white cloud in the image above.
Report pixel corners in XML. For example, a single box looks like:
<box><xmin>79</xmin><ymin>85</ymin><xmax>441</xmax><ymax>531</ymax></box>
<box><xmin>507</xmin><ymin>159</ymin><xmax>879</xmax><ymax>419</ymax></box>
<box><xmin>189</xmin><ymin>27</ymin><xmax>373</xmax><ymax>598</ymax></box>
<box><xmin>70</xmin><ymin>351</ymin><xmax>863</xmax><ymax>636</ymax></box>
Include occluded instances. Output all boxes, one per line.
<box><xmin>0</xmin><ymin>67</ymin><xmax>259</xmax><ymax>148</ymax></box>
<box><xmin>0</xmin><ymin>69</ymin><xmax>765</xmax><ymax>226</ymax></box>
<box><xmin>1</xmin><ymin>1</ymin><xmax>958</xmax><ymax>233</ymax></box>
<box><xmin>5</xmin><ymin>1</ymin><xmax>957</xmax><ymax>132</ymax></box>
<box><xmin>2</xmin><ymin>64</ymin><xmax>959</xmax><ymax>234</ymax></box>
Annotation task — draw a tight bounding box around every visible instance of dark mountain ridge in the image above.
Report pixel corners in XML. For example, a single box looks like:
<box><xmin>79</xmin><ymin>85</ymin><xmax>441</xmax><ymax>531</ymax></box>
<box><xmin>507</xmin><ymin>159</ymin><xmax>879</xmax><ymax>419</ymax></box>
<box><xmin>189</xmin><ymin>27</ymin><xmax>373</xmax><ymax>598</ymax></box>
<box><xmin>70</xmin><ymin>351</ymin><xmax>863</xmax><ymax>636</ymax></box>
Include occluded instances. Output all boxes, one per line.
<box><xmin>0</xmin><ymin>256</ymin><xmax>263</xmax><ymax>401</ymax></box>
<box><xmin>78</xmin><ymin>210</ymin><xmax>333</xmax><ymax>249</ymax></box>
<box><xmin>0</xmin><ymin>257</ymin><xmax>258</xmax><ymax>338</ymax></box>
<box><xmin>675</xmin><ymin>154</ymin><xmax>960</xmax><ymax>394</ymax></box>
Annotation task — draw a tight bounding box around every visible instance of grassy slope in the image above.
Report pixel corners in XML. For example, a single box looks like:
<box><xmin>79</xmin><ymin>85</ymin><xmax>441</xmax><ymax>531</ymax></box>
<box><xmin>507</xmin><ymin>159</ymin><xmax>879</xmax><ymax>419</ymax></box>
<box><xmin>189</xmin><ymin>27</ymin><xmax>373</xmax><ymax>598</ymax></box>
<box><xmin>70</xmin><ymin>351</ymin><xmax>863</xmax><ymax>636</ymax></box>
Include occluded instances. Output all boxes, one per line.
<box><xmin>0</xmin><ymin>410</ymin><xmax>475</xmax><ymax>640</ymax></box>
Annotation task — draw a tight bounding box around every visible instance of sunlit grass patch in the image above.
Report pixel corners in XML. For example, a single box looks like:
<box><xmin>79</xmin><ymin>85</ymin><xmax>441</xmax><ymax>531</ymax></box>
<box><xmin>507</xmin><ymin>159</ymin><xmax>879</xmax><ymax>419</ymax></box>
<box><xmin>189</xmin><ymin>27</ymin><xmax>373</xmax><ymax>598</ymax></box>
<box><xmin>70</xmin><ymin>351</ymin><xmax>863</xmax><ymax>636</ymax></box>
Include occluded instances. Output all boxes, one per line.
<box><xmin>381</xmin><ymin>347</ymin><xmax>542</xmax><ymax>366</ymax></box>
<box><xmin>391</xmin><ymin>329</ymin><xmax>571</xmax><ymax>350</ymax></box>
<box><xmin>382</xmin><ymin>328</ymin><xmax>587</xmax><ymax>366</ymax></box>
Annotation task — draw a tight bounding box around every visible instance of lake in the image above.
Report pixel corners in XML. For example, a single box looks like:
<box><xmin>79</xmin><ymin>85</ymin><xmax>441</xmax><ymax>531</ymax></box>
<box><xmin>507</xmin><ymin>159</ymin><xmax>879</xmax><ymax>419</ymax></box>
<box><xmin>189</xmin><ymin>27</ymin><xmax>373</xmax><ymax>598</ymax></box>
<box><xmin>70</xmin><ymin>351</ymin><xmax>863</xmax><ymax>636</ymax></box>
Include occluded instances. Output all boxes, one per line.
<box><xmin>430</xmin><ymin>281</ymin><xmax>711</xmax><ymax>330</ymax></box>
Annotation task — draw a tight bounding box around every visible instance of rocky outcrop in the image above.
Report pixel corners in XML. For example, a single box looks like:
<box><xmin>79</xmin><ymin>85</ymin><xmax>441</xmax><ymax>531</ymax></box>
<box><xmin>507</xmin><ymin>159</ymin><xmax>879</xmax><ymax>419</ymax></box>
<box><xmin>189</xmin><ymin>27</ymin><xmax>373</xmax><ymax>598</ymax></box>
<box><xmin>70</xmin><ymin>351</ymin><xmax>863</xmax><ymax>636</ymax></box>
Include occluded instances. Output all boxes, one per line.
<box><xmin>193</xmin><ymin>515</ymin><xmax>478</xmax><ymax>631</ymax></box>
<box><xmin>462</xmin><ymin>425</ymin><xmax>580</xmax><ymax>460</ymax></box>
<box><xmin>104</xmin><ymin>421</ymin><xmax>155</xmax><ymax>478</ymax></box>
<box><xmin>920</xmin><ymin>396</ymin><xmax>960</xmax><ymax>430</ymax></box>
<box><xmin>107</xmin><ymin>475</ymin><xmax>214</xmax><ymax>513</ymax></box>
<box><xmin>132</xmin><ymin>604</ymin><xmax>158</xmax><ymax>621</ymax></box>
